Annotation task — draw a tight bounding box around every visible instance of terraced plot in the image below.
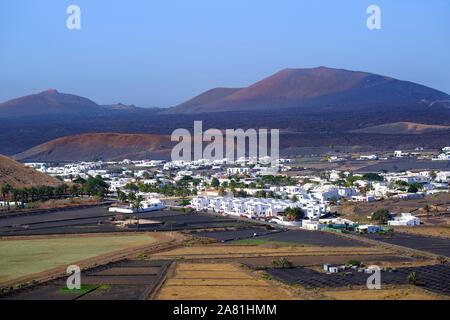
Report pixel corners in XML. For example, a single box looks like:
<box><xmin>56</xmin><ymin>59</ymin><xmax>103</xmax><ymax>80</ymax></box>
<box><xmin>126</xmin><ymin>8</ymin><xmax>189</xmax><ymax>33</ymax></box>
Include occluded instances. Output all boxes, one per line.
<box><xmin>151</xmin><ymin>244</ymin><xmax>385</xmax><ymax>261</ymax></box>
<box><xmin>364</xmin><ymin>233</ymin><xmax>450</xmax><ymax>257</ymax></box>
<box><xmin>265</xmin><ymin>264</ymin><xmax>450</xmax><ymax>297</ymax></box>
<box><xmin>192</xmin><ymin>227</ymin><xmax>281</xmax><ymax>242</ymax></box>
<box><xmin>155</xmin><ymin>262</ymin><xmax>294</xmax><ymax>300</ymax></box>
<box><xmin>257</xmin><ymin>230</ymin><xmax>369</xmax><ymax>247</ymax></box>
<box><xmin>3</xmin><ymin>260</ymin><xmax>170</xmax><ymax>300</ymax></box>
<box><xmin>240</xmin><ymin>254</ymin><xmax>416</xmax><ymax>269</ymax></box>
<box><xmin>0</xmin><ymin>206</ymin><xmax>247</xmax><ymax>236</ymax></box>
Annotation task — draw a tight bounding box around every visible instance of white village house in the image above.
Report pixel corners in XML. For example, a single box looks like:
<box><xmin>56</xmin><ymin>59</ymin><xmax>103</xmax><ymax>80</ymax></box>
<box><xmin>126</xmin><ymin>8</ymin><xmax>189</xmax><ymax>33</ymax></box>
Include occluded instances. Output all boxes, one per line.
<box><xmin>387</xmin><ymin>213</ymin><xmax>420</xmax><ymax>226</ymax></box>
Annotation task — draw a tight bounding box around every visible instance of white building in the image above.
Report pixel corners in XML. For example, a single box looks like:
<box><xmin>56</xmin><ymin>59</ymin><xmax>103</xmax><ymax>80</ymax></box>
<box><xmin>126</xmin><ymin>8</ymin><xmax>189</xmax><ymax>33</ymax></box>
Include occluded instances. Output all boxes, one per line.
<box><xmin>388</xmin><ymin>213</ymin><xmax>420</xmax><ymax>226</ymax></box>
<box><xmin>351</xmin><ymin>195</ymin><xmax>376</xmax><ymax>202</ymax></box>
<box><xmin>191</xmin><ymin>195</ymin><xmax>327</xmax><ymax>220</ymax></box>
<box><xmin>109</xmin><ymin>198</ymin><xmax>165</xmax><ymax>214</ymax></box>
<box><xmin>302</xmin><ymin>220</ymin><xmax>324</xmax><ymax>231</ymax></box>
<box><xmin>356</xmin><ymin>225</ymin><xmax>381</xmax><ymax>233</ymax></box>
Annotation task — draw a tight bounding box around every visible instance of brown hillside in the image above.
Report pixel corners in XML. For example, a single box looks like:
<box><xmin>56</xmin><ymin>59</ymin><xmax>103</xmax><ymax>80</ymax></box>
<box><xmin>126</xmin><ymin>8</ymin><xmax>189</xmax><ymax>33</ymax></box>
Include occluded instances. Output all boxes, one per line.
<box><xmin>0</xmin><ymin>155</ymin><xmax>61</xmax><ymax>188</ymax></box>
<box><xmin>14</xmin><ymin>133</ymin><xmax>175</xmax><ymax>162</ymax></box>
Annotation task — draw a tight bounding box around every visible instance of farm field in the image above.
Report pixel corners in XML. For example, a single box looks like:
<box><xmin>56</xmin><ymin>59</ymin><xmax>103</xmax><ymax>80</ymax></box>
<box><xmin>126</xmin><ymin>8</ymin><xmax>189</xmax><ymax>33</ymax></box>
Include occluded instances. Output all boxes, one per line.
<box><xmin>4</xmin><ymin>259</ymin><xmax>170</xmax><ymax>300</ymax></box>
<box><xmin>395</xmin><ymin>226</ymin><xmax>450</xmax><ymax>239</ymax></box>
<box><xmin>155</xmin><ymin>262</ymin><xmax>294</xmax><ymax>300</ymax></box>
<box><xmin>195</xmin><ymin>228</ymin><xmax>370</xmax><ymax>247</ymax></box>
<box><xmin>239</xmin><ymin>254</ymin><xmax>425</xmax><ymax>269</ymax></box>
<box><xmin>150</xmin><ymin>244</ymin><xmax>385</xmax><ymax>261</ymax></box>
<box><xmin>364</xmin><ymin>233</ymin><xmax>450</xmax><ymax>257</ymax></box>
<box><xmin>256</xmin><ymin>230</ymin><xmax>369</xmax><ymax>247</ymax></box>
<box><xmin>264</xmin><ymin>264</ymin><xmax>450</xmax><ymax>297</ymax></box>
<box><xmin>0</xmin><ymin>233</ymin><xmax>162</xmax><ymax>284</ymax></box>
<box><xmin>0</xmin><ymin>207</ymin><xmax>245</xmax><ymax>236</ymax></box>
<box><xmin>323</xmin><ymin>286</ymin><xmax>448</xmax><ymax>300</ymax></box>
<box><xmin>191</xmin><ymin>227</ymin><xmax>280</xmax><ymax>242</ymax></box>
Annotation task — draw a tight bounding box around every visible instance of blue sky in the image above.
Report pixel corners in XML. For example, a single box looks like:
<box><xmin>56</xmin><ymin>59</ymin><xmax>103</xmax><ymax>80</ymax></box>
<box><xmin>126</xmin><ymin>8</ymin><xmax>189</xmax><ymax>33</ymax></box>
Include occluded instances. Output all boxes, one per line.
<box><xmin>0</xmin><ymin>0</ymin><xmax>449</xmax><ymax>107</ymax></box>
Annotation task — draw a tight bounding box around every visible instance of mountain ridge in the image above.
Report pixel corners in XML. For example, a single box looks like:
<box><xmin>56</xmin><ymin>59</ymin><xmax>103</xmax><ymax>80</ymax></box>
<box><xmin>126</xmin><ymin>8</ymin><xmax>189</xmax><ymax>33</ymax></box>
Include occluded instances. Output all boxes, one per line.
<box><xmin>168</xmin><ymin>67</ymin><xmax>450</xmax><ymax>113</ymax></box>
<box><xmin>1</xmin><ymin>67</ymin><xmax>449</xmax><ymax>117</ymax></box>
<box><xmin>0</xmin><ymin>89</ymin><xmax>150</xmax><ymax>117</ymax></box>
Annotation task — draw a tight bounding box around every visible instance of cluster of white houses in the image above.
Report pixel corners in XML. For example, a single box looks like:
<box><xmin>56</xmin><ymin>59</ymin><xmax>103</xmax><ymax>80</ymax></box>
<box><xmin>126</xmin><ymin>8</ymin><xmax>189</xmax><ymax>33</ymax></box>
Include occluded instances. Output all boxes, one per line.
<box><xmin>191</xmin><ymin>195</ymin><xmax>327</xmax><ymax>222</ymax></box>
<box><xmin>191</xmin><ymin>195</ymin><xmax>421</xmax><ymax>231</ymax></box>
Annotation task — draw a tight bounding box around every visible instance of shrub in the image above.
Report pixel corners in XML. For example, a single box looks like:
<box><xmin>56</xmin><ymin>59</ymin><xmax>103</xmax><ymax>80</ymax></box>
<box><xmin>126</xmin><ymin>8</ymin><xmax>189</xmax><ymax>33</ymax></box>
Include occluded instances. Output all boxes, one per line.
<box><xmin>371</xmin><ymin>208</ymin><xmax>391</xmax><ymax>224</ymax></box>
<box><xmin>271</xmin><ymin>258</ymin><xmax>294</xmax><ymax>269</ymax></box>
<box><xmin>407</xmin><ymin>272</ymin><xmax>420</xmax><ymax>286</ymax></box>
<box><xmin>347</xmin><ymin>260</ymin><xmax>362</xmax><ymax>267</ymax></box>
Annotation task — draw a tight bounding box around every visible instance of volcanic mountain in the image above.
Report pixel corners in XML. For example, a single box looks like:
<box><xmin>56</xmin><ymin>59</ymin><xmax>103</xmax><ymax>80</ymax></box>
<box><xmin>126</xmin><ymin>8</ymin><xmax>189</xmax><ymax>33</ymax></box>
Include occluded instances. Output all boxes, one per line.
<box><xmin>0</xmin><ymin>89</ymin><xmax>146</xmax><ymax>117</ymax></box>
<box><xmin>169</xmin><ymin>67</ymin><xmax>450</xmax><ymax>113</ymax></box>
<box><xmin>0</xmin><ymin>155</ymin><xmax>61</xmax><ymax>188</ymax></box>
<box><xmin>14</xmin><ymin>133</ymin><xmax>175</xmax><ymax>162</ymax></box>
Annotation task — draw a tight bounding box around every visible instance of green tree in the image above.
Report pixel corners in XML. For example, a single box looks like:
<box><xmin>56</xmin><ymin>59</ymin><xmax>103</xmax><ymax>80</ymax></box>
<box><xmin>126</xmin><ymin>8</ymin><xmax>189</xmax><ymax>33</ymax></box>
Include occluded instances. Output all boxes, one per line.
<box><xmin>362</xmin><ymin>173</ymin><xmax>384</xmax><ymax>182</ymax></box>
<box><xmin>128</xmin><ymin>192</ymin><xmax>136</xmax><ymax>202</ymax></box>
<box><xmin>180</xmin><ymin>196</ymin><xmax>190</xmax><ymax>210</ymax></box>
<box><xmin>117</xmin><ymin>190</ymin><xmax>127</xmax><ymax>203</ymax></box>
<box><xmin>69</xmin><ymin>184</ymin><xmax>80</xmax><ymax>197</ymax></box>
<box><xmin>142</xmin><ymin>171</ymin><xmax>152</xmax><ymax>179</ymax></box>
<box><xmin>371</xmin><ymin>208</ymin><xmax>391</xmax><ymax>224</ymax></box>
<box><xmin>210</xmin><ymin>177</ymin><xmax>220</xmax><ymax>188</ymax></box>
<box><xmin>429</xmin><ymin>171</ymin><xmax>437</xmax><ymax>180</ymax></box>
<box><xmin>82</xmin><ymin>175</ymin><xmax>108</xmax><ymax>198</ymax></box>
<box><xmin>124</xmin><ymin>182</ymin><xmax>139</xmax><ymax>192</ymax></box>
<box><xmin>408</xmin><ymin>183</ymin><xmax>422</xmax><ymax>193</ymax></box>
<box><xmin>285</xmin><ymin>207</ymin><xmax>305</xmax><ymax>221</ymax></box>
<box><xmin>1</xmin><ymin>183</ymin><xmax>12</xmax><ymax>200</ymax></box>
<box><xmin>132</xmin><ymin>195</ymin><xmax>144</xmax><ymax>212</ymax></box>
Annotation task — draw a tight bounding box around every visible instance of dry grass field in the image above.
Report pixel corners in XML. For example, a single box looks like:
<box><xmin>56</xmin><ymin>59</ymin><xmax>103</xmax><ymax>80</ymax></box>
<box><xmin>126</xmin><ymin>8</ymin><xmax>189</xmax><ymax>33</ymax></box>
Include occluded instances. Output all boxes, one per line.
<box><xmin>155</xmin><ymin>262</ymin><xmax>295</xmax><ymax>300</ymax></box>
<box><xmin>0</xmin><ymin>233</ymin><xmax>166</xmax><ymax>284</ymax></box>
<box><xmin>150</xmin><ymin>245</ymin><xmax>387</xmax><ymax>261</ymax></box>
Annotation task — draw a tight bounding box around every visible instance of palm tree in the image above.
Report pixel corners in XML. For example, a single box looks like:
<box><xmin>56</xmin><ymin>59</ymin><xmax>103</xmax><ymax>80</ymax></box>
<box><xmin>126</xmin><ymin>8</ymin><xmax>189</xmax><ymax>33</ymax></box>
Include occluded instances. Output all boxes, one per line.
<box><xmin>29</xmin><ymin>187</ymin><xmax>38</xmax><ymax>202</ymax></box>
<box><xmin>132</xmin><ymin>195</ymin><xmax>144</xmax><ymax>229</ymax></box>
<box><xmin>128</xmin><ymin>192</ymin><xmax>136</xmax><ymax>202</ymax></box>
<box><xmin>117</xmin><ymin>190</ymin><xmax>127</xmax><ymax>203</ymax></box>
<box><xmin>180</xmin><ymin>196</ymin><xmax>190</xmax><ymax>212</ymax></box>
<box><xmin>1</xmin><ymin>183</ymin><xmax>12</xmax><ymax>200</ymax></box>
<box><xmin>423</xmin><ymin>204</ymin><xmax>431</xmax><ymax>218</ymax></box>
<box><xmin>70</xmin><ymin>184</ymin><xmax>79</xmax><ymax>197</ymax></box>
